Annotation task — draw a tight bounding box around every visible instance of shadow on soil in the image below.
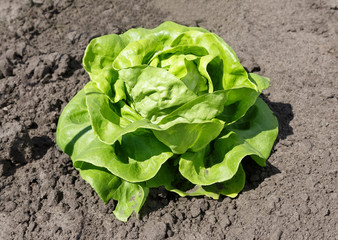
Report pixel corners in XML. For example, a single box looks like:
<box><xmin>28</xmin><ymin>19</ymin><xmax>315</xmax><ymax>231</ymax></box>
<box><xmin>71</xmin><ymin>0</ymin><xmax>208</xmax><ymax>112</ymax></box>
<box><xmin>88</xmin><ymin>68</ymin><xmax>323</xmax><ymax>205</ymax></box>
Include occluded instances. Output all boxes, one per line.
<box><xmin>140</xmin><ymin>186</ymin><xmax>174</xmax><ymax>217</ymax></box>
<box><xmin>3</xmin><ymin>135</ymin><xmax>54</xmax><ymax>177</ymax></box>
<box><xmin>31</xmin><ymin>135</ymin><xmax>54</xmax><ymax>158</ymax></box>
<box><xmin>62</xmin><ymin>56</ymin><xmax>83</xmax><ymax>78</ymax></box>
<box><xmin>261</xmin><ymin>94</ymin><xmax>294</xmax><ymax>143</ymax></box>
<box><xmin>242</xmin><ymin>157</ymin><xmax>281</xmax><ymax>192</ymax></box>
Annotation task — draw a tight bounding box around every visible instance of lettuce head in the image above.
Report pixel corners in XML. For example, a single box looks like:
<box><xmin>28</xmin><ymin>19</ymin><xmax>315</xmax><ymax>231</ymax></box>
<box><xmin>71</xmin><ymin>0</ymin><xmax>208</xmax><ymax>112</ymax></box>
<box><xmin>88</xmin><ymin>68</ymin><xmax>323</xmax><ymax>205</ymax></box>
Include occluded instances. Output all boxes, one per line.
<box><xmin>56</xmin><ymin>21</ymin><xmax>278</xmax><ymax>221</ymax></box>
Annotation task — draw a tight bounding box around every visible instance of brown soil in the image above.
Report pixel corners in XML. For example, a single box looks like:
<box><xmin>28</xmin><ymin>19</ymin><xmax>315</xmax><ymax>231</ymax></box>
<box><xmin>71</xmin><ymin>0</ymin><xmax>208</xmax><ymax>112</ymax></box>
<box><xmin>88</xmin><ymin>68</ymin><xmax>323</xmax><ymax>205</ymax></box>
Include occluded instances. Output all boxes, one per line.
<box><xmin>0</xmin><ymin>0</ymin><xmax>337</xmax><ymax>239</ymax></box>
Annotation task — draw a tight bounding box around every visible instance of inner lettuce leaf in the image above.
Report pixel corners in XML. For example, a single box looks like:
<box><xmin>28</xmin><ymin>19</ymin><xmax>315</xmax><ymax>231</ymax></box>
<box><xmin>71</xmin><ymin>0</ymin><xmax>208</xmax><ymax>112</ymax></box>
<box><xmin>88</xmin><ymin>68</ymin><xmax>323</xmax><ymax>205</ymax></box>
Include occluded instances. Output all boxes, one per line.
<box><xmin>56</xmin><ymin>21</ymin><xmax>278</xmax><ymax>222</ymax></box>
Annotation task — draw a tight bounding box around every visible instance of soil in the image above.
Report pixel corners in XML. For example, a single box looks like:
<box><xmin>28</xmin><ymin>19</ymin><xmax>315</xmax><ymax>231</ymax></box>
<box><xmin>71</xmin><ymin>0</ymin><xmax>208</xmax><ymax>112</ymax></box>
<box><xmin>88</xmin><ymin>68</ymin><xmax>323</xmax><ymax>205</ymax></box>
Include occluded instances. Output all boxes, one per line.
<box><xmin>0</xmin><ymin>0</ymin><xmax>337</xmax><ymax>239</ymax></box>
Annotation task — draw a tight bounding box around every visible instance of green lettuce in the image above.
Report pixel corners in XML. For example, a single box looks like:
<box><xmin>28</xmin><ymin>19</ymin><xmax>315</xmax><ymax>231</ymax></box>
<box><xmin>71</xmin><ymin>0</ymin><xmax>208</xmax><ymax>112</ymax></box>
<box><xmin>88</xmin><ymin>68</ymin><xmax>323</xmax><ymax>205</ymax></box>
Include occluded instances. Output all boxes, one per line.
<box><xmin>56</xmin><ymin>21</ymin><xmax>278</xmax><ymax>221</ymax></box>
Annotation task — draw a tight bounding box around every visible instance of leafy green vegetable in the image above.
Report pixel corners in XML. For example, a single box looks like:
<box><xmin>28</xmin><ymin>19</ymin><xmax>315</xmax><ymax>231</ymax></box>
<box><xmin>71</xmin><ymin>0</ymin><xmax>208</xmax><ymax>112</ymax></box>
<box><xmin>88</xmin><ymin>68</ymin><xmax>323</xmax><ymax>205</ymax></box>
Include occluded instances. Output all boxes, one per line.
<box><xmin>56</xmin><ymin>21</ymin><xmax>278</xmax><ymax>222</ymax></box>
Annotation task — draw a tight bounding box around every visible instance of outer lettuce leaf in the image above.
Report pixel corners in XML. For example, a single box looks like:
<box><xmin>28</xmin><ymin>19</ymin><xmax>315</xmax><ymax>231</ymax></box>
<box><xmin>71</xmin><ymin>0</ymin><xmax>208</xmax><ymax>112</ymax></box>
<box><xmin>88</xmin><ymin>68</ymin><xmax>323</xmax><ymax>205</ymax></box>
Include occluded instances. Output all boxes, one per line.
<box><xmin>56</xmin><ymin>88</ymin><xmax>164</xmax><ymax>221</ymax></box>
<box><xmin>74</xmin><ymin>162</ymin><xmax>121</xmax><ymax>203</ymax></box>
<box><xmin>83</xmin><ymin>34</ymin><xmax>125</xmax><ymax>101</ymax></box>
<box><xmin>83</xmin><ymin>34</ymin><xmax>125</xmax><ymax>74</ymax></box>
<box><xmin>169</xmin><ymin>30</ymin><xmax>252</xmax><ymax>90</ymax></box>
<box><xmin>146</xmin><ymin>160</ymin><xmax>246</xmax><ymax>198</ymax></box>
<box><xmin>58</xmin><ymin>86</ymin><xmax>173</xmax><ymax>183</ymax></box>
<box><xmin>112</xmin><ymin>130</ymin><xmax>173</xmax><ymax>182</ymax></box>
<box><xmin>76</xmin><ymin>162</ymin><xmax>149</xmax><ymax>222</ymax></box>
<box><xmin>202</xmin><ymin>164</ymin><xmax>246</xmax><ymax>198</ymax></box>
<box><xmin>248</xmin><ymin>73</ymin><xmax>270</xmax><ymax>92</ymax></box>
<box><xmin>178</xmin><ymin>97</ymin><xmax>278</xmax><ymax>185</ymax></box>
<box><xmin>56</xmin><ymin>89</ymin><xmax>91</xmax><ymax>155</ymax></box>
<box><xmin>217</xmin><ymin>74</ymin><xmax>270</xmax><ymax>124</ymax></box>
<box><xmin>217</xmin><ymin>87</ymin><xmax>261</xmax><ymax>124</ymax></box>
<box><xmin>72</xmin><ymin>127</ymin><xmax>173</xmax><ymax>183</ymax></box>
<box><xmin>111</xmin><ymin>181</ymin><xmax>149</xmax><ymax>222</ymax></box>
<box><xmin>121</xmin><ymin>21</ymin><xmax>208</xmax><ymax>46</ymax></box>
<box><xmin>228</xmin><ymin>97</ymin><xmax>278</xmax><ymax>166</ymax></box>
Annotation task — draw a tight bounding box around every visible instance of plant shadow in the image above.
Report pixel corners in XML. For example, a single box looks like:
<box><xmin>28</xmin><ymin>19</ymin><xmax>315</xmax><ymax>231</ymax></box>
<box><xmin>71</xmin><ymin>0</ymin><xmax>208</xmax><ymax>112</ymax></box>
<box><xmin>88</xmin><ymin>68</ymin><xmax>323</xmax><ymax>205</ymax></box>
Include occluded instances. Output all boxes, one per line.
<box><xmin>140</xmin><ymin>186</ymin><xmax>174</xmax><ymax>217</ymax></box>
<box><xmin>241</xmin><ymin>157</ymin><xmax>281</xmax><ymax>192</ymax></box>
